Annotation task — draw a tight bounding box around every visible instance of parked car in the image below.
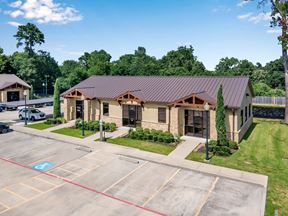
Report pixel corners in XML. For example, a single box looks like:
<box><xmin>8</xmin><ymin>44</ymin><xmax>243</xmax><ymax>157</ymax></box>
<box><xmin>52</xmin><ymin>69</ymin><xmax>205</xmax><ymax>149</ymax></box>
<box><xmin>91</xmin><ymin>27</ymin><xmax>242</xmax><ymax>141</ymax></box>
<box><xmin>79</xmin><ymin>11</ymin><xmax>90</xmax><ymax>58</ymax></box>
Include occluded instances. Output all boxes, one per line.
<box><xmin>0</xmin><ymin>104</ymin><xmax>6</xmax><ymax>111</ymax></box>
<box><xmin>6</xmin><ymin>104</ymin><xmax>17</xmax><ymax>111</ymax></box>
<box><xmin>0</xmin><ymin>107</ymin><xmax>2</xmax><ymax>112</ymax></box>
<box><xmin>0</xmin><ymin>123</ymin><xmax>10</xmax><ymax>134</ymax></box>
<box><xmin>19</xmin><ymin>108</ymin><xmax>46</xmax><ymax>121</ymax></box>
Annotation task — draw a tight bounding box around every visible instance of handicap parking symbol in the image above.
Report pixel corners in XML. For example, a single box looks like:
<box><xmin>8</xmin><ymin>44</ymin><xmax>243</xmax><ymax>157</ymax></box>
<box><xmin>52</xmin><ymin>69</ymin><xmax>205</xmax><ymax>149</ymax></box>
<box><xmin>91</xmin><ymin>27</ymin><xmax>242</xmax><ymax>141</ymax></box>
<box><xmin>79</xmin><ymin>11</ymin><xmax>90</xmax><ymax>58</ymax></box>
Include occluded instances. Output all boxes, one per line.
<box><xmin>32</xmin><ymin>161</ymin><xmax>54</xmax><ymax>171</ymax></box>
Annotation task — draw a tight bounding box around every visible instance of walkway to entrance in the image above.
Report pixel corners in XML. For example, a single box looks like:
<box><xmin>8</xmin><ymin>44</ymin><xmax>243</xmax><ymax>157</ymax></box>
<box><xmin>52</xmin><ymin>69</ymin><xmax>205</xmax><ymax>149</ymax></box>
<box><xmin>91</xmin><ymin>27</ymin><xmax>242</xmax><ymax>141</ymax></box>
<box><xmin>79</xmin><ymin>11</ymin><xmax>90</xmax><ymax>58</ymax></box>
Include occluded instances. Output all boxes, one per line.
<box><xmin>164</xmin><ymin>136</ymin><xmax>204</xmax><ymax>161</ymax></box>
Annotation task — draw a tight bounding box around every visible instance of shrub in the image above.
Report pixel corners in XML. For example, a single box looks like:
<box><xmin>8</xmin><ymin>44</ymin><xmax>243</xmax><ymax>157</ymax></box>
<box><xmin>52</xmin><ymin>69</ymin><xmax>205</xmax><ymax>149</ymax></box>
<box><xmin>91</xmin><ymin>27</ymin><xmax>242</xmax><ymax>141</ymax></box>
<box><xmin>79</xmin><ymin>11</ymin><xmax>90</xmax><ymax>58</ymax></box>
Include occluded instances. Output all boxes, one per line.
<box><xmin>229</xmin><ymin>141</ymin><xmax>239</xmax><ymax>150</ymax></box>
<box><xmin>45</xmin><ymin>118</ymin><xmax>64</xmax><ymax>125</ymax></box>
<box><xmin>208</xmin><ymin>140</ymin><xmax>217</xmax><ymax>152</ymax></box>
<box><xmin>214</xmin><ymin>146</ymin><xmax>231</xmax><ymax>156</ymax></box>
<box><xmin>75</xmin><ymin>119</ymin><xmax>82</xmax><ymax>128</ymax></box>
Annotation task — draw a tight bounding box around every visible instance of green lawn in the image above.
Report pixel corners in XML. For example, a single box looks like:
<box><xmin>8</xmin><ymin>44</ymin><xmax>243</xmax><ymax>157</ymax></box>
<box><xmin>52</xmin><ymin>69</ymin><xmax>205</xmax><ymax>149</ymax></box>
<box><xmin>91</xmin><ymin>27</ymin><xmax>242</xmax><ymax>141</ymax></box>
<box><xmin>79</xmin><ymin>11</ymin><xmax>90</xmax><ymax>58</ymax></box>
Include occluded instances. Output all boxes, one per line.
<box><xmin>186</xmin><ymin>119</ymin><xmax>288</xmax><ymax>216</ymax></box>
<box><xmin>52</xmin><ymin>127</ymin><xmax>95</xmax><ymax>138</ymax></box>
<box><xmin>106</xmin><ymin>137</ymin><xmax>176</xmax><ymax>155</ymax></box>
<box><xmin>26</xmin><ymin>122</ymin><xmax>54</xmax><ymax>130</ymax></box>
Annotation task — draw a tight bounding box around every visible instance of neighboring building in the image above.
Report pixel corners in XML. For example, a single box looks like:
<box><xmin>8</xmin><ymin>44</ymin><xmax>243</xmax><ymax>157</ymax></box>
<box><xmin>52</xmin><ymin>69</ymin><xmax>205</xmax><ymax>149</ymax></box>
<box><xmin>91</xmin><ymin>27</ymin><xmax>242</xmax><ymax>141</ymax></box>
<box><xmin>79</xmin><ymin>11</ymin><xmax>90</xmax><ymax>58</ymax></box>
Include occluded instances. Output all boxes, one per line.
<box><xmin>0</xmin><ymin>74</ymin><xmax>30</xmax><ymax>103</ymax></box>
<box><xmin>62</xmin><ymin>76</ymin><xmax>254</xmax><ymax>143</ymax></box>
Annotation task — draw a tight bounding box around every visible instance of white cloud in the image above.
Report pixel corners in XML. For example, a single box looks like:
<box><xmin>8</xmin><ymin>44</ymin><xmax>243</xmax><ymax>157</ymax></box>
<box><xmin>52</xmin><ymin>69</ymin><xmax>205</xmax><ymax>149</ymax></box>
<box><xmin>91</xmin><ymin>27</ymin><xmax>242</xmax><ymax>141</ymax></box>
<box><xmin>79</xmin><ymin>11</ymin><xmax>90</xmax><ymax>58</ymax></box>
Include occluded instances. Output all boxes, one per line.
<box><xmin>7</xmin><ymin>0</ymin><xmax>82</xmax><ymax>24</ymax></box>
<box><xmin>237</xmin><ymin>12</ymin><xmax>271</xmax><ymax>23</ymax></box>
<box><xmin>267</xmin><ymin>29</ymin><xmax>281</xmax><ymax>34</ymax></box>
<box><xmin>238</xmin><ymin>12</ymin><xmax>252</xmax><ymax>20</ymax></box>
<box><xmin>7</xmin><ymin>21</ymin><xmax>23</xmax><ymax>27</ymax></box>
<box><xmin>212</xmin><ymin>6</ymin><xmax>231</xmax><ymax>13</ymax></box>
<box><xmin>237</xmin><ymin>0</ymin><xmax>249</xmax><ymax>7</ymax></box>
<box><xmin>249</xmin><ymin>12</ymin><xmax>271</xmax><ymax>23</ymax></box>
<box><xmin>9</xmin><ymin>0</ymin><xmax>22</xmax><ymax>8</ymax></box>
<box><xmin>10</xmin><ymin>9</ymin><xmax>23</xmax><ymax>18</ymax></box>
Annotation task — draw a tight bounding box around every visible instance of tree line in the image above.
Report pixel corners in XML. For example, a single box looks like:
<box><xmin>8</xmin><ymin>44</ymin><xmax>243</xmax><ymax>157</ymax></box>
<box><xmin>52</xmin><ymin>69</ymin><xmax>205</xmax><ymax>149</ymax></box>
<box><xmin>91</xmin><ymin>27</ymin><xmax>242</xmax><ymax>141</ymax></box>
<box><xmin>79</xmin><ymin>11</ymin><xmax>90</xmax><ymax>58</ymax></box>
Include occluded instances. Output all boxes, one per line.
<box><xmin>0</xmin><ymin>23</ymin><xmax>285</xmax><ymax>97</ymax></box>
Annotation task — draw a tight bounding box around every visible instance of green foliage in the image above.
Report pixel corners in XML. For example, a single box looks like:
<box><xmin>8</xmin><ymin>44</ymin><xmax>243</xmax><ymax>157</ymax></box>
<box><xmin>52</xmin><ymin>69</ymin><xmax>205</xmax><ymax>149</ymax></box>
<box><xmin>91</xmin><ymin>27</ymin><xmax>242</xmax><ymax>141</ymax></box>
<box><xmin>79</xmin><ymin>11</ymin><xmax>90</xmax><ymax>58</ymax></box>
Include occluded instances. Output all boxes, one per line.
<box><xmin>128</xmin><ymin>127</ymin><xmax>175</xmax><ymax>144</ymax></box>
<box><xmin>45</xmin><ymin>117</ymin><xmax>65</xmax><ymax>125</ymax></box>
<box><xmin>216</xmin><ymin>85</ymin><xmax>228</xmax><ymax>147</ymax></box>
<box><xmin>74</xmin><ymin>119</ymin><xmax>117</xmax><ymax>132</ymax></box>
<box><xmin>53</xmin><ymin>79</ymin><xmax>61</xmax><ymax>119</ymax></box>
<box><xmin>253</xmin><ymin>82</ymin><xmax>285</xmax><ymax>96</ymax></box>
<box><xmin>14</xmin><ymin>23</ymin><xmax>45</xmax><ymax>56</ymax></box>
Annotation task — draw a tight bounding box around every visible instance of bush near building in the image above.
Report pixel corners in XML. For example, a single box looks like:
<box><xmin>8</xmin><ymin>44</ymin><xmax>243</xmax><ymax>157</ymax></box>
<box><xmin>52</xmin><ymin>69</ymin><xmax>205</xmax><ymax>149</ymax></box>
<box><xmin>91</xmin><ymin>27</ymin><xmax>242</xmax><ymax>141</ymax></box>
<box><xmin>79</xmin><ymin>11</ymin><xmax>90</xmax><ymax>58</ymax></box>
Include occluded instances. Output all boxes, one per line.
<box><xmin>75</xmin><ymin>119</ymin><xmax>117</xmax><ymax>132</ymax></box>
<box><xmin>208</xmin><ymin>140</ymin><xmax>238</xmax><ymax>156</ymax></box>
<box><xmin>128</xmin><ymin>127</ymin><xmax>178</xmax><ymax>144</ymax></box>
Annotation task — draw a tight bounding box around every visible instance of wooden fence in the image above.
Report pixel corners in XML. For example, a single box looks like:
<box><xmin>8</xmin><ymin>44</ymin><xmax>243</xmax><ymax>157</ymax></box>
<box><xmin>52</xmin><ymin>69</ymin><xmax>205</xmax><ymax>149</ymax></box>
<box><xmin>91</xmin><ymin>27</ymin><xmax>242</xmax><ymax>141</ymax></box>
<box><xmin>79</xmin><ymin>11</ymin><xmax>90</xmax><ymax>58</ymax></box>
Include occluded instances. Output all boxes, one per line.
<box><xmin>253</xmin><ymin>96</ymin><xmax>285</xmax><ymax>106</ymax></box>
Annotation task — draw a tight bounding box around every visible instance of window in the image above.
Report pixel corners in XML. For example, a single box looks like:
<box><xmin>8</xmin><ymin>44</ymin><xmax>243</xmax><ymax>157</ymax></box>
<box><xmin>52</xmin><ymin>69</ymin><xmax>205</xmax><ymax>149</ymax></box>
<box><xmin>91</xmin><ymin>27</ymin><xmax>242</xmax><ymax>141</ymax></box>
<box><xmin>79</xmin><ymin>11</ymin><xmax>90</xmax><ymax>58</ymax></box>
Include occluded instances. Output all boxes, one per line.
<box><xmin>103</xmin><ymin>103</ymin><xmax>109</xmax><ymax>116</ymax></box>
<box><xmin>249</xmin><ymin>104</ymin><xmax>251</xmax><ymax>117</ymax></box>
<box><xmin>158</xmin><ymin>107</ymin><xmax>166</xmax><ymax>123</ymax></box>
<box><xmin>245</xmin><ymin>106</ymin><xmax>248</xmax><ymax>122</ymax></box>
<box><xmin>240</xmin><ymin>109</ymin><xmax>244</xmax><ymax>127</ymax></box>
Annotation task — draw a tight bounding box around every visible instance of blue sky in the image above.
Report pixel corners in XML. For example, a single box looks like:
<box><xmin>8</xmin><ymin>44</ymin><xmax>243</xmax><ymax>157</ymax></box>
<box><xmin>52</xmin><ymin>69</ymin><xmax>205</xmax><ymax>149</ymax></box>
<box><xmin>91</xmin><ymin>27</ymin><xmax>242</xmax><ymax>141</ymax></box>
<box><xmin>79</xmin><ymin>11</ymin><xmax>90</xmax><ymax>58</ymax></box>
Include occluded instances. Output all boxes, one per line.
<box><xmin>0</xmin><ymin>0</ymin><xmax>282</xmax><ymax>70</ymax></box>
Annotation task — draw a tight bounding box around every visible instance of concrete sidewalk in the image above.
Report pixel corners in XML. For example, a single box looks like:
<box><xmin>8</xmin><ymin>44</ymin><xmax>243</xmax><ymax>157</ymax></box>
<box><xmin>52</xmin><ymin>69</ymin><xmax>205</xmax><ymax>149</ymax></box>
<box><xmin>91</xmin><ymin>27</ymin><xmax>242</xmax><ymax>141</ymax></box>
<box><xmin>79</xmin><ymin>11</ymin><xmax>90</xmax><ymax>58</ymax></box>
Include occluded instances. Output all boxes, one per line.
<box><xmin>165</xmin><ymin>136</ymin><xmax>204</xmax><ymax>161</ymax></box>
<box><xmin>11</xmin><ymin>125</ymin><xmax>268</xmax><ymax>191</ymax></box>
<box><xmin>42</xmin><ymin>120</ymin><xmax>76</xmax><ymax>132</ymax></box>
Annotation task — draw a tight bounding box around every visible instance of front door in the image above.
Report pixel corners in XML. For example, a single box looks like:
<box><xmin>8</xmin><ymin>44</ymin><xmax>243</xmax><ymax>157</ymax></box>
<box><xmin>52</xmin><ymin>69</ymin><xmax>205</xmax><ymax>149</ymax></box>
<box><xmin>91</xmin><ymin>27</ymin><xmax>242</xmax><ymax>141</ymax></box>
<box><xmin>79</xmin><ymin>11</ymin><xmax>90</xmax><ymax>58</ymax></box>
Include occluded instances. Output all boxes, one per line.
<box><xmin>122</xmin><ymin>105</ymin><xmax>141</xmax><ymax>127</ymax></box>
<box><xmin>184</xmin><ymin>110</ymin><xmax>209</xmax><ymax>138</ymax></box>
<box><xmin>76</xmin><ymin>100</ymin><xmax>83</xmax><ymax>119</ymax></box>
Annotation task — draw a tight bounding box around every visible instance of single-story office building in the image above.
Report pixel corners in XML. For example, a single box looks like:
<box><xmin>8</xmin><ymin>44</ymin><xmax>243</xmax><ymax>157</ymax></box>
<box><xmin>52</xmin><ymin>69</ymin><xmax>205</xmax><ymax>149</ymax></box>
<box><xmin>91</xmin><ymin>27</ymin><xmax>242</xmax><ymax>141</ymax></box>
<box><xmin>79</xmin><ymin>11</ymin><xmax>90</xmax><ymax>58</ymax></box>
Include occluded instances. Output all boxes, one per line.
<box><xmin>62</xmin><ymin>76</ymin><xmax>253</xmax><ymax>143</ymax></box>
<box><xmin>0</xmin><ymin>74</ymin><xmax>30</xmax><ymax>103</ymax></box>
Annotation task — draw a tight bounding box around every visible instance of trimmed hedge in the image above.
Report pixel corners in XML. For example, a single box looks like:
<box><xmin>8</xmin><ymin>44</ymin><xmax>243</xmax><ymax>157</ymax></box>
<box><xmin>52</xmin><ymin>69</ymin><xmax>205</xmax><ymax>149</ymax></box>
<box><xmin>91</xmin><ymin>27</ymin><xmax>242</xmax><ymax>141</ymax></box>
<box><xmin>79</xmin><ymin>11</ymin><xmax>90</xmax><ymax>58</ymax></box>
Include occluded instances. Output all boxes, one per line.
<box><xmin>75</xmin><ymin>119</ymin><xmax>117</xmax><ymax>132</ymax></box>
<box><xmin>45</xmin><ymin>117</ymin><xmax>66</xmax><ymax>125</ymax></box>
<box><xmin>208</xmin><ymin>139</ymin><xmax>238</xmax><ymax>156</ymax></box>
<box><xmin>128</xmin><ymin>127</ymin><xmax>175</xmax><ymax>144</ymax></box>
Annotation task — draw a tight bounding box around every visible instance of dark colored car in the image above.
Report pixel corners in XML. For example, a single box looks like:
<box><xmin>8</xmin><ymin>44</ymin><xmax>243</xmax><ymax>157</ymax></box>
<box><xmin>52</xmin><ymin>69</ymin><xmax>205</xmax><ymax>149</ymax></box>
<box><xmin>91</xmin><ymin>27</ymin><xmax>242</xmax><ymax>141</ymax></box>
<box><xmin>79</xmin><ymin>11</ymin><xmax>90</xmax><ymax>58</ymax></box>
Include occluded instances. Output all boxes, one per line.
<box><xmin>0</xmin><ymin>123</ymin><xmax>10</xmax><ymax>134</ymax></box>
<box><xmin>6</xmin><ymin>105</ymin><xmax>17</xmax><ymax>111</ymax></box>
<box><xmin>0</xmin><ymin>104</ymin><xmax>6</xmax><ymax>111</ymax></box>
<box><xmin>0</xmin><ymin>107</ymin><xmax>2</xmax><ymax>112</ymax></box>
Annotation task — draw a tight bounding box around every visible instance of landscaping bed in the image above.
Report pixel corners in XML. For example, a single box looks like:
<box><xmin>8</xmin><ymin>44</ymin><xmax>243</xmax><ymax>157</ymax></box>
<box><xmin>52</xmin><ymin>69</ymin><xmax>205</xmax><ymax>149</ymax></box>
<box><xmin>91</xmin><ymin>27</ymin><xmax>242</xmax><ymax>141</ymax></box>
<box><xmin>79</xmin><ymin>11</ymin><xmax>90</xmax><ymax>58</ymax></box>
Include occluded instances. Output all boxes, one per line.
<box><xmin>106</xmin><ymin>127</ymin><xmax>178</xmax><ymax>155</ymax></box>
<box><xmin>52</xmin><ymin>119</ymin><xmax>117</xmax><ymax>139</ymax></box>
<box><xmin>186</xmin><ymin>119</ymin><xmax>288</xmax><ymax>215</ymax></box>
<box><xmin>26</xmin><ymin>118</ymin><xmax>65</xmax><ymax>130</ymax></box>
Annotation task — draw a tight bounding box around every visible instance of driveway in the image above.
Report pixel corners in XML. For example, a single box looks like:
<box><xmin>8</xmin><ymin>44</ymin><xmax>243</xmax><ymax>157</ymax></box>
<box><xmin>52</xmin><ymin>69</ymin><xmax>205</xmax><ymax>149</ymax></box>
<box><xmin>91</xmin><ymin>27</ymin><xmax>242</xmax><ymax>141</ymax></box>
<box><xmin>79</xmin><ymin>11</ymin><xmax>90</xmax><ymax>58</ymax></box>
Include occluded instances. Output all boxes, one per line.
<box><xmin>0</xmin><ymin>131</ymin><xmax>266</xmax><ymax>216</ymax></box>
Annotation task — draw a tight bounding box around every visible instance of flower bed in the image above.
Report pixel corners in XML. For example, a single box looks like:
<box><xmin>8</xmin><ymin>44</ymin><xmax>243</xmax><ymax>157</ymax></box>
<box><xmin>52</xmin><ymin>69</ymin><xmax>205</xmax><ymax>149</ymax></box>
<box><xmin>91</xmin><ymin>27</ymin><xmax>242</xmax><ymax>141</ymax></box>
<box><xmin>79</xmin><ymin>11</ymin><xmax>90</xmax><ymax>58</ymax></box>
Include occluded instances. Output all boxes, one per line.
<box><xmin>75</xmin><ymin>119</ymin><xmax>117</xmax><ymax>132</ymax></box>
<box><xmin>128</xmin><ymin>127</ymin><xmax>179</xmax><ymax>145</ymax></box>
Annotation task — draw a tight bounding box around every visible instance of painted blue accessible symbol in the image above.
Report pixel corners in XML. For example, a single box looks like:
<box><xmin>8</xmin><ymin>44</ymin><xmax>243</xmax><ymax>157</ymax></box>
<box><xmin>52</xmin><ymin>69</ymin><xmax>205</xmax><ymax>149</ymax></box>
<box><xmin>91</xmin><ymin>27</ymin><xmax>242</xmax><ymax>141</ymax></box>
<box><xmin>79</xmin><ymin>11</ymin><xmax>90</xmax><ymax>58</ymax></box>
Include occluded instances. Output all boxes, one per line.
<box><xmin>32</xmin><ymin>161</ymin><xmax>54</xmax><ymax>171</ymax></box>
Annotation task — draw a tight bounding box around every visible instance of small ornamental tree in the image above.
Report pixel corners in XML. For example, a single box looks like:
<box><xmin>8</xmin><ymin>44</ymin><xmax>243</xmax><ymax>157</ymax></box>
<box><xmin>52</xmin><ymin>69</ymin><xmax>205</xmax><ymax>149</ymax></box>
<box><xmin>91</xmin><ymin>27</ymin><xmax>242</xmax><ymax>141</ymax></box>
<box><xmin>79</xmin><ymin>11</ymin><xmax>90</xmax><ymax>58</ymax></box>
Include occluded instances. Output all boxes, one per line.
<box><xmin>53</xmin><ymin>78</ymin><xmax>61</xmax><ymax>119</ymax></box>
<box><xmin>29</xmin><ymin>85</ymin><xmax>34</xmax><ymax>100</ymax></box>
<box><xmin>216</xmin><ymin>85</ymin><xmax>228</xmax><ymax>147</ymax></box>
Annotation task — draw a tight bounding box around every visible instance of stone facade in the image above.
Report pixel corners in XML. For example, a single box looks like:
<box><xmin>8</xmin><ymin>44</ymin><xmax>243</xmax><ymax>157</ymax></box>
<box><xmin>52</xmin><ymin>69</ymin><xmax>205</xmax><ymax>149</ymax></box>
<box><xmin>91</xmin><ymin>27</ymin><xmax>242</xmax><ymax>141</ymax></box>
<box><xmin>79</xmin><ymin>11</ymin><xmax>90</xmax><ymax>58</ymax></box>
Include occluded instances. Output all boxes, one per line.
<box><xmin>63</xmin><ymin>89</ymin><xmax>253</xmax><ymax>143</ymax></box>
<box><xmin>0</xmin><ymin>88</ymin><xmax>29</xmax><ymax>103</ymax></box>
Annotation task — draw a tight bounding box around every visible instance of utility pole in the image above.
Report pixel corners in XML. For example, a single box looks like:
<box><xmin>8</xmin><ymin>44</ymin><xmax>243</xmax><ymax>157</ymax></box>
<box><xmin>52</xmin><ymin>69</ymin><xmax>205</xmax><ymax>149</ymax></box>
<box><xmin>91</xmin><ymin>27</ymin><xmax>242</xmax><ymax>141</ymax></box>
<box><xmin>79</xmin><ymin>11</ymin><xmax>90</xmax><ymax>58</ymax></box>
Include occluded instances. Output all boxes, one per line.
<box><xmin>45</xmin><ymin>75</ymin><xmax>48</xmax><ymax>96</ymax></box>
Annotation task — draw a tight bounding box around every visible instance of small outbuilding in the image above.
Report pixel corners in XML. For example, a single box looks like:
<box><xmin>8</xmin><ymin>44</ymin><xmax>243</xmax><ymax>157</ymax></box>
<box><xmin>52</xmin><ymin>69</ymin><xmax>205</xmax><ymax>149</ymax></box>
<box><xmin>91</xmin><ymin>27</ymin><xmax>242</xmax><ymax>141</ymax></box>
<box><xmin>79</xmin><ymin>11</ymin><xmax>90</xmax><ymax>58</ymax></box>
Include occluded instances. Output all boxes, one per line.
<box><xmin>0</xmin><ymin>74</ymin><xmax>30</xmax><ymax>103</ymax></box>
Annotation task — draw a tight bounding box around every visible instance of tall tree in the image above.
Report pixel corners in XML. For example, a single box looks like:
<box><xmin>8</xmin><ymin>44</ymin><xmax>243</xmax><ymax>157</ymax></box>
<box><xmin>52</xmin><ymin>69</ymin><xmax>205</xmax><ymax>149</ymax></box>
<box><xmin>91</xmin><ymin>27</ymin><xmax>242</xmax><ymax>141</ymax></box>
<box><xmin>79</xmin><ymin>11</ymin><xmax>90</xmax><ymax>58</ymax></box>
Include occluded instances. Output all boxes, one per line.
<box><xmin>14</xmin><ymin>23</ymin><xmax>45</xmax><ymax>56</ymax></box>
<box><xmin>216</xmin><ymin>85</ymin><xmax>228</xmax><ymax>146</ymax></box>
<box><xmin>53</xmin><ymin>79</ymin><xmax>61</xmax><ymax>119</ymax></box>
<box><xmin>257</xmin><ymin>0</ymin><xmax>288</xmax><ymax>123</ymax></box>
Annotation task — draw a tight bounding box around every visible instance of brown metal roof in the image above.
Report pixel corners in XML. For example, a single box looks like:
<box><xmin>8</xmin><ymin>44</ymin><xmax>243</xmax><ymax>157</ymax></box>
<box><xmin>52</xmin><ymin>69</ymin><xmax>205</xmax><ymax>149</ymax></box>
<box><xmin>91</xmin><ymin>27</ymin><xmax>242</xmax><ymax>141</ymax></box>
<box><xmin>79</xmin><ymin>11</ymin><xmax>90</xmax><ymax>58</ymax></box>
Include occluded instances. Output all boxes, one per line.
<box><xmin>63</xmin><ymin>76</ymin><xmax>253</xmax><ymax>108</ymax></box>
<box><xmin>0</xmin><ymin>74</ymin><xmax>30</xmax><ymax>90</ymax></box>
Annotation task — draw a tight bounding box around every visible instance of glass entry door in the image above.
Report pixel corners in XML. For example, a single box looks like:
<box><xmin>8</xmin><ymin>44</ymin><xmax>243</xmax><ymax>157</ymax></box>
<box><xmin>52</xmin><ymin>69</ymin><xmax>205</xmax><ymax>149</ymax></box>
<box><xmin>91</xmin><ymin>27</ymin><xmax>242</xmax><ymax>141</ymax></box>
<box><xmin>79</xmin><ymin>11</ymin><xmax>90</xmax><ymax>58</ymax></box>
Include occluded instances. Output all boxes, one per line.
<box><xmin>184</xmin><ymin>110</ymin><xmax>209</xmax><ymax>138</ymax></box>
<box><xmin>76</xmin><ymin>100</ymin><xmax>83</xmax><ymax>119</ymax></box>
<box><xmin>122</xmin><ymin>105</ymin><xmax>142</xmax><ymax>127</ymax></box>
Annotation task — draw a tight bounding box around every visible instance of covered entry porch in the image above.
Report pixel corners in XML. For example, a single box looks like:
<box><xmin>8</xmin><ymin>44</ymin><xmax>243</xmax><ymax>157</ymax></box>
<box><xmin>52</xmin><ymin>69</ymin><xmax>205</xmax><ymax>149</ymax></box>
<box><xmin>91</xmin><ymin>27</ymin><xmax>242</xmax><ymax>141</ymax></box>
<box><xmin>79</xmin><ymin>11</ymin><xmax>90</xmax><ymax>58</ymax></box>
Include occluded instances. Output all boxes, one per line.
<box><xmin>169</xmin><ymin>92</ymin><xmax>215</xmax><ymax>139</ymax></box>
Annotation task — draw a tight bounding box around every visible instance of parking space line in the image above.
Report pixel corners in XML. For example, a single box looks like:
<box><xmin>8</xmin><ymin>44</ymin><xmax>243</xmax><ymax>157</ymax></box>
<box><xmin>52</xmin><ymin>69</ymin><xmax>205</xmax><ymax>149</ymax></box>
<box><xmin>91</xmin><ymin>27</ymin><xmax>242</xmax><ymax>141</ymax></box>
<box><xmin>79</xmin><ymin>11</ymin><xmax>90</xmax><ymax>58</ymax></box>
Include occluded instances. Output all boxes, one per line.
<box><xmin>56</xmin><ymin>166</ymin><xmax>81</xmax><ymax>176</ymax></box>
<box><xmin>0</xmin><ymin>156</ymin><xmax>167</xmax><ymax>216</ymax></box>
<box><xmin>33</xmin><ymin>176</ymin><xmax>59</xmax><ymax>187</ymax></box>
<box><xmin>3</xmin><ymin>188</ymin><xmax>27</xmax><ymax>201</ymax></box>
<box><xmin>194</xmin><ymin>176</ymin><xmax>219</xmax><ymax>216</ymax></box>
<box><xmin>0</xmin><ymin>201</ymin><xmax>10</xmax><ymax>210</ymax></box>
<box><xmin>102</xmin><ymin>161</ymin><xmax>149</xmax><ymax>193</ymax></box>
<box><xmin>142</xmin><ymin>168</ymin><xmax>181</xmax><ymax>207</ymax></box>
<box><xmin>19</xmin><ymin>183</ymin><xmax>43</xmax><ymax>194</ymax></box>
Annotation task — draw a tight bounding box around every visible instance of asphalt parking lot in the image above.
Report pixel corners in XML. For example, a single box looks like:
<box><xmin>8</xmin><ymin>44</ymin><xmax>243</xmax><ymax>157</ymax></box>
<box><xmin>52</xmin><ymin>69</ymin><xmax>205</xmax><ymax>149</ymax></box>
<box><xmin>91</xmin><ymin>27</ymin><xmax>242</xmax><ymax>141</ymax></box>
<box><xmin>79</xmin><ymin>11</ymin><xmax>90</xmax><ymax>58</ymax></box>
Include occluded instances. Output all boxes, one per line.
<box><xmin>0</xmin><ymin>131</ymin><xmax>265</xmax><ymax>216</ymax></box>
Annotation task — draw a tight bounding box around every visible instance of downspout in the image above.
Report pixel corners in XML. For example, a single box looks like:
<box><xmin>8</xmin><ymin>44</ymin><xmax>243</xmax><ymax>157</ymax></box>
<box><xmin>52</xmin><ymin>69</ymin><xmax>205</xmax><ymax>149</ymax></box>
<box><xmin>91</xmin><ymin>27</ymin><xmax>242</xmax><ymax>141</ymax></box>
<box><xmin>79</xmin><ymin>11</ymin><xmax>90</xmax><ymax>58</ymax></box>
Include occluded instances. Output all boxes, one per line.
<box><xmin>232</xmin><ymin>109</ymin><xmax>235</xmax><ymax>142</ymax></box>
<box><xmin>98</xmin><ymin>99</ymin><xmax>101</xmax><ymax>121</ymax></box>
<box><xmin>168</xmin><ymin>106</ymin><xmax>171</xmax><ymax>132</ymax></box>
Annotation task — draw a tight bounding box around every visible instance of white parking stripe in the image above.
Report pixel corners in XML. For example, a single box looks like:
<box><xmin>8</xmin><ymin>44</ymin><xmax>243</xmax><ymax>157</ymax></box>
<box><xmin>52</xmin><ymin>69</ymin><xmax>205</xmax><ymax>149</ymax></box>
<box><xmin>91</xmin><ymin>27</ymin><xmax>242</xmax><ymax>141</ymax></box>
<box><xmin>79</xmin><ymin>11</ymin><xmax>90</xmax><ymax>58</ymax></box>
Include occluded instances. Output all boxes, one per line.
<box><xmin>142</xmin><ymin>168</ymin><xmax>181</xmax><ymax>207</ymax></box>
<box><xmin>102</xmin><ymin>161</ymin><xmax>149</xmax><ymax>193</ymax></box>
<box><xmin>194</xmin><ymin>176</ymin><xmax>219</xmax><ymax>216</ymax></box>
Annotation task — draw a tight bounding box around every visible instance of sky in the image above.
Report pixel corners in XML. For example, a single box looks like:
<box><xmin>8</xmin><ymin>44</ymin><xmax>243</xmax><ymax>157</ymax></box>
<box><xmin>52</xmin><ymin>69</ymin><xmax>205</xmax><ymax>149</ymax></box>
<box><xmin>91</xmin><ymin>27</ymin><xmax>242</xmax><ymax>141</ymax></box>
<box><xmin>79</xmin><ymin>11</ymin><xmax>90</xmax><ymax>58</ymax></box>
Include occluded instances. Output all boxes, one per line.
<box><xmin>0</xmin><ymin>0</ymin><xmax>282</xmax><ymax>70</ymax></box>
